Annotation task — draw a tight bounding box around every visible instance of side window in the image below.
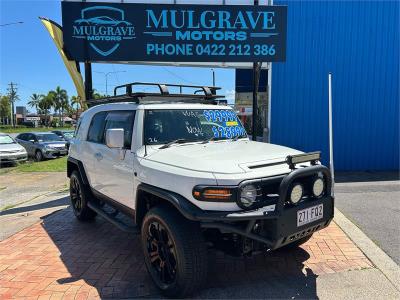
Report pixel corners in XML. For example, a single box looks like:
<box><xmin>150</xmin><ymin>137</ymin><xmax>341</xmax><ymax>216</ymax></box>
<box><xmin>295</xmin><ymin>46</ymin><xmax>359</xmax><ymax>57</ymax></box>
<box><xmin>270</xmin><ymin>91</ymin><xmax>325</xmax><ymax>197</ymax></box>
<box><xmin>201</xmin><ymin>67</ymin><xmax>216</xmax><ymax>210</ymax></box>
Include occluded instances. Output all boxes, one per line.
<box><xmin>74</xmin><ymin>118</ymin><xmax>82</xmax><ymax>138</ymax></box>
<box><xmin>104</xmin><ymin>110</ymin><xmax>135</xmax><ymax>148</ymax></box>
<box><xmin>87</xmin><ymin>111</ymin><xmax>107</xmax><ymax>143</ymax></box>
<box><xmin>18</xmin><ymin>133</ymin><xmax>26</xmax><ymax>140</ymax></box>
<box><xmin>27</xmin><ymin>134</ymin><xmax>35</xmax><ymax>141</ymax></box>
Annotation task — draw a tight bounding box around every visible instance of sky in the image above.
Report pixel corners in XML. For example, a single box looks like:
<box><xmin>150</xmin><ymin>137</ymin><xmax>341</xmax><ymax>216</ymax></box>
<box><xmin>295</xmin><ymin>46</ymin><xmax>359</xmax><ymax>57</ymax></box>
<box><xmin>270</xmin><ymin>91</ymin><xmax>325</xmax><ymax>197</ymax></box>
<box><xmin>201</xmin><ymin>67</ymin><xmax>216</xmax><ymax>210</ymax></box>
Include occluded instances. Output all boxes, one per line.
<box><xmin>0</xmin><ymin>0</ymin><xmax>263</xmax><ymax>112</ymax></box>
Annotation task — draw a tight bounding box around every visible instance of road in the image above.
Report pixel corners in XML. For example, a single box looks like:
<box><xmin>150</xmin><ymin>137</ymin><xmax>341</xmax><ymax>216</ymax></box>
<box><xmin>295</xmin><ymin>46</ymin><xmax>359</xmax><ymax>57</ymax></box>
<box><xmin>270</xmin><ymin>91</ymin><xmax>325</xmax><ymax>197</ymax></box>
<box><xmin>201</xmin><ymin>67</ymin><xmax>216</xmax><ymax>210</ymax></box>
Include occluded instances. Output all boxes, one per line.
<box><xmin>335</xmin><ymin>172</ymin><xmax>400</xmax><ymax>265</ymax></box>
<box><xmin>0</xmin><ymin>171</ymin><xmax>67</xmax><ymax>210</ymax></box>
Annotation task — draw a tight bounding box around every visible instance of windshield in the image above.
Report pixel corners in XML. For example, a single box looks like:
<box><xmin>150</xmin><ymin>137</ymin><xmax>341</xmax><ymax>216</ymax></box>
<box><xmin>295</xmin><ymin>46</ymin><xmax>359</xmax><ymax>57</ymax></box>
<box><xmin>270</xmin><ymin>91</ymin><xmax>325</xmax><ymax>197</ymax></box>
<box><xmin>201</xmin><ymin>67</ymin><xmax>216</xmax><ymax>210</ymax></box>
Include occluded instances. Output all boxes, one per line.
<box><xmin>0</xmin><ymin>135</ymin><xmax>15</xmax><ymax>144</ymax></box>
<box><xmin>63</xmin><ymin>131</ymin><xmax>74</xmax><ymax>139</ymax></box>
<box><xmin>144</xmin><ymin>109</ymin><xmax>247</xmax><ymax>145</ymax></box>
<box><xmin>36</xmin><ymin>133</ymin><xmax>63</xmax><ymax>142</ymax></box>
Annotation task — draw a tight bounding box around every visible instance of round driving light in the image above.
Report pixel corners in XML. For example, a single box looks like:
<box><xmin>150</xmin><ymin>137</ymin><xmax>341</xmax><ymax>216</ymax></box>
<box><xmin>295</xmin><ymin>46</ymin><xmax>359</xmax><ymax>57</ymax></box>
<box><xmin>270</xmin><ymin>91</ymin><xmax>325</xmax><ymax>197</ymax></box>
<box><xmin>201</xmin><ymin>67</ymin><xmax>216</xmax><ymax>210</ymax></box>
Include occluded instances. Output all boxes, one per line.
<box><xmin>239</xmin><ymin>184</ymin><xmax>258</xmax><ymax>208</ymax></box>
<box><xmin>290</xmin><ymin>184</ymin><xmax>303</xmax><ymax>204</ymax></box>
<box><xmin>312</xmin><ymin>178</ymin><xmax>325</xmax><ymax>198</ymax></box>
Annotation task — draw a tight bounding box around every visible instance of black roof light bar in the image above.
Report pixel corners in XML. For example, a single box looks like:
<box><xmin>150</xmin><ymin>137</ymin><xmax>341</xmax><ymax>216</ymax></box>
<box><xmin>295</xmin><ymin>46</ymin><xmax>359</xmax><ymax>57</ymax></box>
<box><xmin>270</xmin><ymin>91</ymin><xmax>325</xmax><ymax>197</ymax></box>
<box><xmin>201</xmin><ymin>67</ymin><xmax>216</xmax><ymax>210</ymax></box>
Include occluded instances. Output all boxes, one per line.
<box><xmin>87</xmin><ymin>82</ymin><xmax>224</xmax><ymax>107</ymax></box>
<box><xmin>286</xmin><ymin>151</ymin><xmax>321</xmax><ymax>170</ymax></box>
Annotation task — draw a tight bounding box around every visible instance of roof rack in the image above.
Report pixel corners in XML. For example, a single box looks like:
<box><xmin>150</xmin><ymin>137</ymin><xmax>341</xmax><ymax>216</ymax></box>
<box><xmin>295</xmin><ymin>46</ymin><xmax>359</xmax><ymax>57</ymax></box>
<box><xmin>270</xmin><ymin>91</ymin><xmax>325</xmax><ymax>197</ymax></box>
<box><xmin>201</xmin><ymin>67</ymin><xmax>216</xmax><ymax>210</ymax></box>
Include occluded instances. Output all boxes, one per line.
<box><xmin>87</xmin><ymin>82</ymin><xmax>224</xmax><ymax>107</ymax></box>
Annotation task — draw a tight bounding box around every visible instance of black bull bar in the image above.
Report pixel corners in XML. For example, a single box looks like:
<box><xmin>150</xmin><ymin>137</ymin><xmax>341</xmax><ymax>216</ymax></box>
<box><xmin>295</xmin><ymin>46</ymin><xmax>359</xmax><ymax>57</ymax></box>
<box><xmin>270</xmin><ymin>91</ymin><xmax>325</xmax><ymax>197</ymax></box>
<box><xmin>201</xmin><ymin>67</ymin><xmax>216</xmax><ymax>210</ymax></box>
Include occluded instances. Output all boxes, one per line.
<box><xmin>137</xmin><ymin>165</ymin><xmax>334</xmax><ymax>249</ymax></box>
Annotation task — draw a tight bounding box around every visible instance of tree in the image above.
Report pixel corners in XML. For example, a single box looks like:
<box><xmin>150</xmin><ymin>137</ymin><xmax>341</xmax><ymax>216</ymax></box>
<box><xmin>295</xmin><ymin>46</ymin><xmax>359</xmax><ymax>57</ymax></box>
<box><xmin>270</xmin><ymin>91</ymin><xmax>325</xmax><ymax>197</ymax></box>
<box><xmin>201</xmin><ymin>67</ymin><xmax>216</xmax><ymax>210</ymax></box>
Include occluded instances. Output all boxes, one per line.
<box><xmin>38</xmin><ymin>93</ymin><xmax>53</xmax><ymax>127</ymax></box>
<box><xmin>0</xmin><ymin>95</ymin><xmax>11</xmax><ymax>125</ymax></box>
<box><xmin>70</xmin><ymin>95</ymin><xmax>81</xmax><ymax>114</ymax></box>
<box><xmin>49</xmin><ymin>86</ymin><xmax>68</xmax><ymax>127</ymax></box>
<box><xmin>92</xmin><ymin>89</ymin><xmax>106</xmax><ymax>99</ymax></box>
<box><xmin>27</xmin><ymin>93</ymin><xmax>43</xmax><ymax>113</ymax></box>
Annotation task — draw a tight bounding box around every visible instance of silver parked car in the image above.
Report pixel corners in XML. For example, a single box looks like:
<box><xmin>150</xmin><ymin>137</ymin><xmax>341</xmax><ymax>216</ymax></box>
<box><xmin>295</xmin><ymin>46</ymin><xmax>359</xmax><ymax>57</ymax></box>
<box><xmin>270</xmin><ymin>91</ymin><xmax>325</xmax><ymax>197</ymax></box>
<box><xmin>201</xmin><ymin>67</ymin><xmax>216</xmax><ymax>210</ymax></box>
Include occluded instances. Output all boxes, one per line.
<box><xmin>15</xmin><ymin>132</ymin><xmax>68</xmax><ymax>161</ymax></box>
<box><xmin>0</xmin><ymin>133</ymin><xmax>28</xmax><ymax>164</ymax></box>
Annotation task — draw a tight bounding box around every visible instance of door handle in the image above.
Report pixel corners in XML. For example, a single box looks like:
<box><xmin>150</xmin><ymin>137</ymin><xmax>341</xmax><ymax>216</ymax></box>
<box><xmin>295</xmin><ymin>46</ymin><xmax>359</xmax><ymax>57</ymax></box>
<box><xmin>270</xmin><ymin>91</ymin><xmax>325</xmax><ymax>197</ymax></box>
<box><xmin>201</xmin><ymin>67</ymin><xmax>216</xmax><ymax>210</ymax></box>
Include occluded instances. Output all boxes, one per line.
<box><xmin>94</xmin><ymin>152</ymin><xmax>103</xmax><ymax>160</ymax></box>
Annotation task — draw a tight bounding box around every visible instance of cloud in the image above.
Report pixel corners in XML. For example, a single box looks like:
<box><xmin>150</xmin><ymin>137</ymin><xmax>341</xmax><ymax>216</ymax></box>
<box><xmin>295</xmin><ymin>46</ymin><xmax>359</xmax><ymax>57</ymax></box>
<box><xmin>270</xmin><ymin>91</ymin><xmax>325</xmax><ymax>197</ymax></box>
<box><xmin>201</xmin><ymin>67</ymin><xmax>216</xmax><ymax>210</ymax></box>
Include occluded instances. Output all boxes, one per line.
<box><xmin>225</xmin><ymin>89</ymin><xmax>235</xmax><ymax>103</ymax></box>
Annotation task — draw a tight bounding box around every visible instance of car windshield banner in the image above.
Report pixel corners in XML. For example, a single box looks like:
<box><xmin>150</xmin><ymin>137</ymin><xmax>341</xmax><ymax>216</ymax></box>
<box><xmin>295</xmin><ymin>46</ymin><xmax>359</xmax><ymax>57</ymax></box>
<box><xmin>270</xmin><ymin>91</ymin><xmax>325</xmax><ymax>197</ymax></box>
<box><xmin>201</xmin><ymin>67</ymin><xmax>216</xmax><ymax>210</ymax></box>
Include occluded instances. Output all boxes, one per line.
<box><xmin>61</xmin><ymin>1</ymin><xmax>287</xmax><ymax>62</ymax></box>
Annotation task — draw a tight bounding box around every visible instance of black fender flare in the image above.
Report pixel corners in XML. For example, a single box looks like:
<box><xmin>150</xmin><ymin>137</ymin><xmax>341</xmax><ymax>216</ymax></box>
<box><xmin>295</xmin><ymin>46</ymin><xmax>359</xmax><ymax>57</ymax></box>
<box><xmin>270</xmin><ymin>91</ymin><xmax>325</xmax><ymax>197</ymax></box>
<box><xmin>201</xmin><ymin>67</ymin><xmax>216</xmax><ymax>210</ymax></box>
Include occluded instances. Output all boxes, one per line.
<box><xmin>67</xmin><ymin>157</ymin><xmax>90</xmax><ymax>186</ymax></box>
<box><xmin>135</xmin><ymin>183</ymin><xmax>204</xmax><ymax>223</ymax></box>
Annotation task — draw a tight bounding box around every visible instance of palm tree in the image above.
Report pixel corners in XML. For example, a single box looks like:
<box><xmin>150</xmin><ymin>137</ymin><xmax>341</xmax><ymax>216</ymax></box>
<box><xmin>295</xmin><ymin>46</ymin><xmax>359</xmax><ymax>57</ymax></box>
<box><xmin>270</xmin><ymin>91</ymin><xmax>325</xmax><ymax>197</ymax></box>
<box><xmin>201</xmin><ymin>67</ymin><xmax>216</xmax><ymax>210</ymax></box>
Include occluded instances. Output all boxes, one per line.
<box><xmin>27</xmin><ymin>94</ymin><xmax>43</xmax><ymax>113</ymax></box>
<box><xmin>92</xmin><ymin>89</ymin><xmax>106</xmax><ymax>99</ymax></box>
<box><xmin>38</xmin><ymin>94</ymin><xmax>53</xmax><ymax>127</ymax></box>
<box><xmin>71</xmin><ymin>95</ymin><xmax>81</xmax><ymax>114</ymax></box>
<box><xmin>49</xmin><ymin>86</ymin><xmax>68</xmax><ymax>127</ymax></box>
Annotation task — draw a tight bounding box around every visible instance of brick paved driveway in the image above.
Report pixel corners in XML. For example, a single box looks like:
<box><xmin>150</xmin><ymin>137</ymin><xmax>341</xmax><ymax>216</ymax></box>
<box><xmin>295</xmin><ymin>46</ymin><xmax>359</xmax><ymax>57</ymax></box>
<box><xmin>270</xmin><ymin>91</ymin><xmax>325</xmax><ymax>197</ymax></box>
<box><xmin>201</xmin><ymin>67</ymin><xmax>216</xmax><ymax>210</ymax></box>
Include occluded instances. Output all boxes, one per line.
<box><xmin>0</xmin><ymin>206</ymin><xmax>373</xmax><ymax>299</ymax></box>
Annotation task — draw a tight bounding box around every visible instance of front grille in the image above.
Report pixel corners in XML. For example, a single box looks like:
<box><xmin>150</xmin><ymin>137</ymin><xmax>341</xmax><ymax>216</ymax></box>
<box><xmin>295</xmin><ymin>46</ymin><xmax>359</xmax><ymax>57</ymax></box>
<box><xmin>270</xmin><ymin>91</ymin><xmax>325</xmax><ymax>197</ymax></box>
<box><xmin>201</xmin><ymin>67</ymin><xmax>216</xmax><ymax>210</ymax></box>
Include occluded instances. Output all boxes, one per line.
<box><xmin>287</xmin><ymin>224</ymin><xmax>321</xmax><ymax>242</ymax></box>
<box><xmin>0</xmin><ymin>150</ymin><xmax>19</xmax><ymax>154</ymax></box>
<box><xmin>254</xmin><ymin>171</ymin><xmax>327</xmax><ymax>208</ymax></box>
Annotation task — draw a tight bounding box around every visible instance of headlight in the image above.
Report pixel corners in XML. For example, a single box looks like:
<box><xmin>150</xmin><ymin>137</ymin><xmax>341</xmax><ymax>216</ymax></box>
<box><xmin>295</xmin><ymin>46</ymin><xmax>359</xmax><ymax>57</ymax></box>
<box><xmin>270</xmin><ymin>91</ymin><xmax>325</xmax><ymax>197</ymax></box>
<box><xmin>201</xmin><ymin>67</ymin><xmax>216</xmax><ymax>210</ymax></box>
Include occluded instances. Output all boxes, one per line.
<box><xmin>312</xmin><ymin>177</ymin><xmax>325</xmax><ymax>198</ymax></box>
<box><xmin>238</xmin><ymin>184</ymin><xmax>260</xmax><ymax>209</ymax></box>
<box><xmin>289</xmin><ymin>183</ymin><xmax>303</xmax><ymax>204</ymax></box>
<box><xmin>192</xmin><ymin>186</ymin><xmax>234</xmax><ymax>202</ymax></box>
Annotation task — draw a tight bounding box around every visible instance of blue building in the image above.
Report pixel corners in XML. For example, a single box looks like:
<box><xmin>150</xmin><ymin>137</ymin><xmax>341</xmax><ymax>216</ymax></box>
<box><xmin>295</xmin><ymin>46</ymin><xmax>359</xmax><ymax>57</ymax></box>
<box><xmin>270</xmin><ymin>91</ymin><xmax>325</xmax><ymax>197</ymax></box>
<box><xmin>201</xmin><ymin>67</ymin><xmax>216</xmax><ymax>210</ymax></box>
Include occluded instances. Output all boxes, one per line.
<box><xmin>237</xmin><ymin>1</ymin><xmax>399</xmax><ymax>171</ymax></box>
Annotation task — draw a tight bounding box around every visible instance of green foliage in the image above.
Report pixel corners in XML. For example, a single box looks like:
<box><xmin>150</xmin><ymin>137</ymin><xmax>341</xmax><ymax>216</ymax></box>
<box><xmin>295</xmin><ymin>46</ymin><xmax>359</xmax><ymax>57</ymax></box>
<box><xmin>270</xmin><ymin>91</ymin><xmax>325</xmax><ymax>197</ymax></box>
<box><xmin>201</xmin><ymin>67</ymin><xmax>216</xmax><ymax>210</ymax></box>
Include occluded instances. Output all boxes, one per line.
<box><xmin>92</xmin><ymin>89</ymin><xmax>106</xmax><ymax>99</ymax></box>
<box><xmin>0</xmin><ymin>126</ymin><xmax>72</xmax><ymax>133</ymax></box>
<box><xmin>8</xmin><ymin>156</ymin><xmax>67</xmax><ymax>173</ymax></box>
<box><xmin>27</xmin><ymin>93</ymin><xmax>43</xmax><ymax>111</ymax></box>
<box><xmin>0</xmin><ymin>95</ymin><xmax>11</xmax><ymax>120</ymax></box>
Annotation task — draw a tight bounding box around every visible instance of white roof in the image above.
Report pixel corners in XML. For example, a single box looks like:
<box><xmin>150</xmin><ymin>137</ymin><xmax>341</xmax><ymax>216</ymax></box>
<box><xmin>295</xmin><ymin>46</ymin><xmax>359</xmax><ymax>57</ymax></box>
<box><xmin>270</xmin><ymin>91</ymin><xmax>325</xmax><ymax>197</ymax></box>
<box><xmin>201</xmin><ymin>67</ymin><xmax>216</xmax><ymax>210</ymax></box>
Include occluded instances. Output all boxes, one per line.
<box><xmin>84</xmin><ymin>102</ymin><xmax>233</xmax><ymax>116</ymax></box>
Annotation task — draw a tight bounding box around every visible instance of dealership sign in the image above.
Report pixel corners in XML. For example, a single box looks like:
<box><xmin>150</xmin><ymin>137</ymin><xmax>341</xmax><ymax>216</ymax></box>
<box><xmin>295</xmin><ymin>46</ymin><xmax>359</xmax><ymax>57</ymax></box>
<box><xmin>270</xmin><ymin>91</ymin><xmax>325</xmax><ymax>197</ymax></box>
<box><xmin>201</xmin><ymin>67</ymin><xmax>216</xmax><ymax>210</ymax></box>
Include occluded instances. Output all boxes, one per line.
<box><xmin>62</xmin><ymin>2</ymin><xmax>287</xmax><ymax>62</ymax></box>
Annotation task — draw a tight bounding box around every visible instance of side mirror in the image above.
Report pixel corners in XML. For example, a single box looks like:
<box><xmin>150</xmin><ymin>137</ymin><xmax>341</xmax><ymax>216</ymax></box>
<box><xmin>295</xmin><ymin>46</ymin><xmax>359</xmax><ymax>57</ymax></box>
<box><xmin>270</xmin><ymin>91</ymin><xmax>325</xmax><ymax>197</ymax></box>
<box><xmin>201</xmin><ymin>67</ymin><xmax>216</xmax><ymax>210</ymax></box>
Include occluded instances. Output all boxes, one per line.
<box><xmin>105</xmin><ymin>128</ymin><xmax>124</xmax><ymax>149</ymax></box>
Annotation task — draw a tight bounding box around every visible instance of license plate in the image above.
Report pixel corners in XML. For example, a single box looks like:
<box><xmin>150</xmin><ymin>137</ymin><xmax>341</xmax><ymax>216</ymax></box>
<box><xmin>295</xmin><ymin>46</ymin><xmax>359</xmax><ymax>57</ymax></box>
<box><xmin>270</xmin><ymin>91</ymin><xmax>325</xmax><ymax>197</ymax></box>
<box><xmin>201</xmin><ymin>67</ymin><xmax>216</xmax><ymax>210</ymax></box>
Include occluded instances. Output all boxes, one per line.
<box><xmin>297</xmin><ymin>204</ymin><xmax>323</xmax><ymax>227</ymax></box>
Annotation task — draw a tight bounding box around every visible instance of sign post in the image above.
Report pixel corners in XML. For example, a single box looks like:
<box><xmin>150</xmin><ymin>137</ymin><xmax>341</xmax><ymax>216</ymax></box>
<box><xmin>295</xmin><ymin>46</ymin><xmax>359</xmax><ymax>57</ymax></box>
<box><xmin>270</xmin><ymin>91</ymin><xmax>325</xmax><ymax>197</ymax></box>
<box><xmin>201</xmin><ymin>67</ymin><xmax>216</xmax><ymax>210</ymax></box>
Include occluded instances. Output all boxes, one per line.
<box><xmin>252</xmin><ymin>0</ymin><xmax>260</xmax><ymax>141</ymax></box>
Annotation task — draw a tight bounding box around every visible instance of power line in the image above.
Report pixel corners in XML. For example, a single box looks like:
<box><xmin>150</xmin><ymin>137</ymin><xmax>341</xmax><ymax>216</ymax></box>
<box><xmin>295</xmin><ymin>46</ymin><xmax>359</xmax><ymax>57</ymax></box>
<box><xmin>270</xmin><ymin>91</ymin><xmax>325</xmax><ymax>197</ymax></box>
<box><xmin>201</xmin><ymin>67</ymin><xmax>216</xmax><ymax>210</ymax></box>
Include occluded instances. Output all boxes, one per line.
<box><xmin>162</xmin><ymin>67</ymin><xmax>199</xmax><ymax>85</ymax></box>
<box><xmin>0</xmin><ymin>21</ymin><xmax>24</xmax><ymax>27</ymax></box>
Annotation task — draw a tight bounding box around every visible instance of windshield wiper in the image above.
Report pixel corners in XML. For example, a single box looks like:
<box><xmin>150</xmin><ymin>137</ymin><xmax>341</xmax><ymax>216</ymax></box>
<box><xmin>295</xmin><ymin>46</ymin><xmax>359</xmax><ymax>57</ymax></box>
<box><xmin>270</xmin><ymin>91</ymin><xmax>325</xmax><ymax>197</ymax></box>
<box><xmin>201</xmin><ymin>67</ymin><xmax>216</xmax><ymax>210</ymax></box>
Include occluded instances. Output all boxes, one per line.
<box><xmin>201</xmin><ymin>136</ymin><xmax>217</xmax><ymax>144</ymax></box>
<box><xmin>159</xmin><ymin>139</ymin><xmax>191</xmax><ymax>149</ymax></box>
<box><xmin>231</xmin><ymin>135</ymin><xmax>242</xmax><ymax>141</ymax></box>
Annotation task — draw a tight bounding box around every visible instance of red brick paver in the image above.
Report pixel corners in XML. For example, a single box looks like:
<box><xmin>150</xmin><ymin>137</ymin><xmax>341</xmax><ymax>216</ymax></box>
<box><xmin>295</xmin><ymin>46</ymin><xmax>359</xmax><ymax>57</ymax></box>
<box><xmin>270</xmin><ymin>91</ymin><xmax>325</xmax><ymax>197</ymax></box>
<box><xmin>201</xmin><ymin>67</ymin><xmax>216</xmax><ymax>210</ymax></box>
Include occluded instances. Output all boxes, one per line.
<box><xmin>0</xmin><ymin>209</ymin><xmax>373</xmax><ymax>299</ymax></box>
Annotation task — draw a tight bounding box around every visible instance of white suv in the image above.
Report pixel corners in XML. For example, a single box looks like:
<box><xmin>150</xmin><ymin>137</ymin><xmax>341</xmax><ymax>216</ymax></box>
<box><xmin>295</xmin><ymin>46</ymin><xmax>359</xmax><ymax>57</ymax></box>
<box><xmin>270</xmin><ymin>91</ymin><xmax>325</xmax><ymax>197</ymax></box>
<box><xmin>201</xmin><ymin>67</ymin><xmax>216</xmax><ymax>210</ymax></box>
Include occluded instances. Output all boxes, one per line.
<box><xmin>68</xmin><ymin>82</ymin><xmax>334</xmax><ymax>297</ymax></box>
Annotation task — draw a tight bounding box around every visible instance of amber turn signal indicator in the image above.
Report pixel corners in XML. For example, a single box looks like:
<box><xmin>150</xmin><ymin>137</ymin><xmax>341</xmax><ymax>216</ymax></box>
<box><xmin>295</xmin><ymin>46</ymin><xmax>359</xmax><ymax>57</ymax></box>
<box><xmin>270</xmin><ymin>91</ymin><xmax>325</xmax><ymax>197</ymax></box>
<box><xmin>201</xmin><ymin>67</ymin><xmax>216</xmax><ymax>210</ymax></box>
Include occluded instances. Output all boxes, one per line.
<box><xmin>192</xmin><ymin>186</ymin><xmax>235</xmax><ymax>202</ymax></box>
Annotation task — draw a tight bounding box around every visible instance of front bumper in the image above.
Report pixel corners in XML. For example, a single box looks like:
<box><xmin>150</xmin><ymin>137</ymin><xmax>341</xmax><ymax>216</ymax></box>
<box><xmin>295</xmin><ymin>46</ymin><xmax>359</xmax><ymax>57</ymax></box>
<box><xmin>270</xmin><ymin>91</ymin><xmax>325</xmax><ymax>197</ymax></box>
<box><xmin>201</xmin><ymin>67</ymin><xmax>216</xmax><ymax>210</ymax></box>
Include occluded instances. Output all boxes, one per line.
<box><xmin>138</xmin><ymin>165</ymin><xmax>334</xmax><ymax>251</ymax></box>
<box><xmin>0</xmin><ymin>153</ymin><xmax>28</xmax><ymax>163</ymax></box>
<box><xmin>198</xmin><ymin>165</ymin><xmax>334</xmax><ymax>250</ymax></box>
<box><xmin>43</xmin><ymin>148</ymin><xmax>68</xmax><ymax>158</ymax></box>
<box><xmin>201</xmin><ymin>195</ymin><xmax>334</xmax><ymax>250</ymax></box>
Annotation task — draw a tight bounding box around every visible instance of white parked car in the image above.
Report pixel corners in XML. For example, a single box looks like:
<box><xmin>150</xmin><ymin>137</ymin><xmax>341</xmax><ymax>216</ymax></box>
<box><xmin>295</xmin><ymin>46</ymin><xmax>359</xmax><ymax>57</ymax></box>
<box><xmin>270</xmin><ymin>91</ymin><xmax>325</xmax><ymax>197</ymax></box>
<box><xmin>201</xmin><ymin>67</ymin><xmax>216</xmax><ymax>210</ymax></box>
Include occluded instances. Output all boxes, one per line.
<box><xmin>67</xmin><ymin>82</ymin><xmax>334</xmax><ymax>297</ymax></box>
<box><xmin>0</xmin><ymin>133</ymin><xmax>28</xmax><ymax>164</ymax></box>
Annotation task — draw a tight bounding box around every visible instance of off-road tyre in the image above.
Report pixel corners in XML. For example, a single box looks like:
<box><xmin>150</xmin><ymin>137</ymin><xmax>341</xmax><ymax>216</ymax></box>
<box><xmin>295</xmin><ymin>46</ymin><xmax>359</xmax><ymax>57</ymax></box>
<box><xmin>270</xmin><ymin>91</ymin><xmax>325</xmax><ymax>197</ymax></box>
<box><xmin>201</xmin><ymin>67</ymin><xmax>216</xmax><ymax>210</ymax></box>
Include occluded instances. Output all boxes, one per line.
<box><xmin>141</xmin><ymin>205</ymin><xmax>207</xmax><ymax>298</ymax></box>
<box><xmin>69</xmin><ymin>170</ymin><xmax>97</xmax><ymax>221</ymax></box>
<box><xmin>35</xmin><ymin>150</ymin><xmax>44</xmax><ymax>162</ymax></box>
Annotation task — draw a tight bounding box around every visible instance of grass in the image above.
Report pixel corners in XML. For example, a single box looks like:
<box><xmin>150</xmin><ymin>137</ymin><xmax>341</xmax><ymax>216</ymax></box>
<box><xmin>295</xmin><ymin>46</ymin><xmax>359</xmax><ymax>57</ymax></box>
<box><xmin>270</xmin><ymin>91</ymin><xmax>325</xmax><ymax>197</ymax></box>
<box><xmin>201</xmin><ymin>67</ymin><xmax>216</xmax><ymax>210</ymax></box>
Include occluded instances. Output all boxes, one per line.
<box><xmin>0</xmin><ymin>127</ymin><xmax>73</xmax><ymax>134</ymax></box>
<box><xmin>0</xmin><ymin>156</ymin><xmax>68</xmax><ymax>173</ymax></box>
<box><xmin>17</xmin><ymin>156</ymin><xmax>68</xmax><ymax>172</ymax></box>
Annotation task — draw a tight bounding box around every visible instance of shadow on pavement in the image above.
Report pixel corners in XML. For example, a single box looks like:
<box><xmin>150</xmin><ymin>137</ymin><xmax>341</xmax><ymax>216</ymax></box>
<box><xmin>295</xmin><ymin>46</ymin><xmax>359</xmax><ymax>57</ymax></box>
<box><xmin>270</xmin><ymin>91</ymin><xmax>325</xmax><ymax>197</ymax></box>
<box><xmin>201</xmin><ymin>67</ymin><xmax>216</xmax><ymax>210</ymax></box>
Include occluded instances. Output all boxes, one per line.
<box><xmin>0</xmin><ymin>196</ymin><xmax>69</xmax><ymax>216</ymax></box>
<box><xmin>335</xmin><ymin>171</ymin><xmax>399</xmax><ymax>183</ymax></box>
<box><xmin>41</xmin><ymin>206</ymin><xmax>317</xmax><ymax>299</ymax></box>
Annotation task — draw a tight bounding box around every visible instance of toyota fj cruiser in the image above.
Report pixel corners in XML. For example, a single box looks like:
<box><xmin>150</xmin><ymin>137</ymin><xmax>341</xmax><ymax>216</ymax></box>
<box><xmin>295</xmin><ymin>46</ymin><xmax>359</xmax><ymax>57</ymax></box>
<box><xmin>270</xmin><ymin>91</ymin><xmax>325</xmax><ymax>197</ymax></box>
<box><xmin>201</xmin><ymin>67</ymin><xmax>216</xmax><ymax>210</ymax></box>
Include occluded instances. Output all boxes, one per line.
<box><xmin>67</xmin><ymin>82</ymin><xmax>334</xmax><ymax>297</ymax></box>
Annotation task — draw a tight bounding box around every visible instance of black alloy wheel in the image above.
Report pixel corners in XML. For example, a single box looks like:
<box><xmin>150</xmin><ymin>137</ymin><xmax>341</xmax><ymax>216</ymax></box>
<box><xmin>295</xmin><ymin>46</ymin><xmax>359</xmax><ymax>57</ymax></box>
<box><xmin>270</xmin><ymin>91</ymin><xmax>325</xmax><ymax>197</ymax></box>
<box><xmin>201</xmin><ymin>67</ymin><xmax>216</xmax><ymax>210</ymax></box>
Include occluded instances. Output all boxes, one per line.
<box><xmin>70</xmin><ymin>175</ymin><xmax>83</xmax><ymax>214</ymax></box>
<box><xmin>69</xmin><ymin>171</ymin><xmax>96</xmax><ymax>221</ymax></box>
<box><xmin>141</xmin><ymin>206</ymin><xmax>207</xmax><ymax>298</ymax></box>
<box><xmin>146</xmin><ymin>221</ymin><xmax>177</xmax><ymax>286</ymax></box>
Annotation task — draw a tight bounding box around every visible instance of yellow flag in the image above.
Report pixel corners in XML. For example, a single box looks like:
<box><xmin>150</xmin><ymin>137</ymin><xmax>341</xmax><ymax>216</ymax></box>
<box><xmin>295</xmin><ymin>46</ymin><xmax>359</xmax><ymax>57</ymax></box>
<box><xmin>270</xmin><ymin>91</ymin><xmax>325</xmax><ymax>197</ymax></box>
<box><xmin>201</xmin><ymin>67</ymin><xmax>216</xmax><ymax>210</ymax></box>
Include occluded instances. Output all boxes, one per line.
<box><xmin>39</xmin><ymin>17</ymin><xmax>87</xmax><ymax>109</ymax></box>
